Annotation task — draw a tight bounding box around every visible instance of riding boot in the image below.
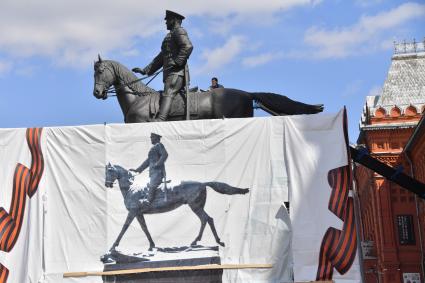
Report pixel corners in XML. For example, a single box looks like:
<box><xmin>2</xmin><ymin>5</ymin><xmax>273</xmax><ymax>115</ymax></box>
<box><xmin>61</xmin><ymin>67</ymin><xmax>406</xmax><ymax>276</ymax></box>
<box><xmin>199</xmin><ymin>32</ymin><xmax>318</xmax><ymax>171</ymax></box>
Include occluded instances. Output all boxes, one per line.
<box><xmin>153</xmin><ymin>96</ymin><xmax>173</xmax><ymax>122</ymax></box>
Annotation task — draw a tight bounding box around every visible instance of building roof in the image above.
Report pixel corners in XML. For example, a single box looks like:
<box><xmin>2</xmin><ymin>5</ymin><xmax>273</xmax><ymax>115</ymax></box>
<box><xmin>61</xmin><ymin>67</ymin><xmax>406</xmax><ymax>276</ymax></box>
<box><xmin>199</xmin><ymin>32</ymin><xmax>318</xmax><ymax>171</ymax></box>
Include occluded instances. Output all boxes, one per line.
<box><xmin>359</xmin><ymin>40</ymin><xmax>425</xmax><ymax>131</ymax></box>
<box><xmin>377</xmin><ymin>52</ymin><xmax>425</xmax><ymax>107</ymax></box>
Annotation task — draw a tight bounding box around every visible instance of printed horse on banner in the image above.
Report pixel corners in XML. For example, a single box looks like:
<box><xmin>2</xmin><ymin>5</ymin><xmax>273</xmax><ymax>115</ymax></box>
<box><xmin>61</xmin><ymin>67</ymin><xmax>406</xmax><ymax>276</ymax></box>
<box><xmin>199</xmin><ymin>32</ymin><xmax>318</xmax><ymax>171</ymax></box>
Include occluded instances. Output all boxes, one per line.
<box><xmin>104</xmin><ymin>163</ymin><xmax>249</xmax><ymax>252</ymax></box>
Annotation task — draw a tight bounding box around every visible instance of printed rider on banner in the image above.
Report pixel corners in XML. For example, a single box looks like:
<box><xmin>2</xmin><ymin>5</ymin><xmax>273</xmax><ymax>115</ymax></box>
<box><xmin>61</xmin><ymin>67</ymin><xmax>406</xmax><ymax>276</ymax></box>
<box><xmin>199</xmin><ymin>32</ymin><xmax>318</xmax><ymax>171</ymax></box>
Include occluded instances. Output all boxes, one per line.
<box><xmin>131</xmin><ymin>133</ymin><xmax>168</xmax><ymax>205</ymax></box>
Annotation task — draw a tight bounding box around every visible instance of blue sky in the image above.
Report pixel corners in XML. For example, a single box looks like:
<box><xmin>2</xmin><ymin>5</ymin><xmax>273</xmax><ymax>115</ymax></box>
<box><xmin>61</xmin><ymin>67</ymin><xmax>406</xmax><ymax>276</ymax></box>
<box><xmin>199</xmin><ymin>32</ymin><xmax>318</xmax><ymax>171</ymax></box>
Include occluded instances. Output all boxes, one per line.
<box><xmin>0</xmin><ymin>0</ymin><xmax>424</xmax><ymax>142</ymax></box>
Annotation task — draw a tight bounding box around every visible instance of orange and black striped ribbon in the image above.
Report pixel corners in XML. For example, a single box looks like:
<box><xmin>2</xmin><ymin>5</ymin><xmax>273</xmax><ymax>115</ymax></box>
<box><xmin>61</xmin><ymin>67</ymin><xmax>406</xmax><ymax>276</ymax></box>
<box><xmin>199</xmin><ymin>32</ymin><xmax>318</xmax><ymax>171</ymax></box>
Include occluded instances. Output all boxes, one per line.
<box><xmin>316</xmin><ymin>169</ymin><xmax>357</xmax><ymax>280</ymax></box>
<box><xmin>0</xmin><ymin>128</ymin><xmax>44</xmax><ymax>283</ymax></box>
<box><xmin>316</xmin><ymin>108</ymin><xmax>357</xmax><ymax>280</ymax></box>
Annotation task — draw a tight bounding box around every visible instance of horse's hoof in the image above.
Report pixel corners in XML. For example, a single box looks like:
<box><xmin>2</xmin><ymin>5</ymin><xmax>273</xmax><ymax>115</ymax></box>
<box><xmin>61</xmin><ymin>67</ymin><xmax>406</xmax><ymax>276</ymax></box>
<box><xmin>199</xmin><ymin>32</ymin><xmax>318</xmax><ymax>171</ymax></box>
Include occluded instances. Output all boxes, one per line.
<box><xmin>218</xmin><ymin>241</ymin><xmax>225</xmax><ymax>247</ymax></box>
<box><xmin>148</xmin><ymin>246</ymin><xmax>155</xmax><ymax>251</ymax></box>
<box><xmin>190</xmin><ymin>241</ymin><xmax>197</xmax><ymax>247</ymax></box>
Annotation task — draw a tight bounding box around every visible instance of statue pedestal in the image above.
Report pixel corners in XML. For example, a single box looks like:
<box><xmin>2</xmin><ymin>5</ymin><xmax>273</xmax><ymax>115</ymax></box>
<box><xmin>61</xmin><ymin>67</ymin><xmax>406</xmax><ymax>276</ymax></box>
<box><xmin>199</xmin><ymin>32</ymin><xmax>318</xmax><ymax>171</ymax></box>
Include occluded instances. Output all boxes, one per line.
<box><xmin>102</xmin><ymin>269</ymin><xmax>223</xmax><ymax>283</ymax></box>
<box><xmin>102</xmin><ymin>256</ymin><xmax>222</xmax><ymax>283</ymax></box>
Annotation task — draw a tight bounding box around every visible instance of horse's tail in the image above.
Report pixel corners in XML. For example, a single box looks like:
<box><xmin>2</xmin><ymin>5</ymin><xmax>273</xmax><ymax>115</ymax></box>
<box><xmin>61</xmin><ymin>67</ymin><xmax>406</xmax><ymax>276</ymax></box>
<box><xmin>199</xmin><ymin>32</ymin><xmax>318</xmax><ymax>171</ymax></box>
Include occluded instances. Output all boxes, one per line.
<box><xmin>251</xmin><ymin>92</ymin><xmax>324</xmax><ymax>115</ymax></box>
<box><xmin>204</xmin><ymin>182</ymin><xmax>249</xmax><ymax>195</ymax></box>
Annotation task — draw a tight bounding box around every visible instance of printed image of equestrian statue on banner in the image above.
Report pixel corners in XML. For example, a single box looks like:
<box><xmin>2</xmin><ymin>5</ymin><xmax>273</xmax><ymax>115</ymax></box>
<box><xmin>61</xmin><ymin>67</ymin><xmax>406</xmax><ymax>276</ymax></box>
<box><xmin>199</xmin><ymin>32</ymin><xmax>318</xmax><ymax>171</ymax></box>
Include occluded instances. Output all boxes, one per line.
<box><xmin>101</xmin><ymin>132</ymin><xmax>249</xmax><ymax>267</ymax></box>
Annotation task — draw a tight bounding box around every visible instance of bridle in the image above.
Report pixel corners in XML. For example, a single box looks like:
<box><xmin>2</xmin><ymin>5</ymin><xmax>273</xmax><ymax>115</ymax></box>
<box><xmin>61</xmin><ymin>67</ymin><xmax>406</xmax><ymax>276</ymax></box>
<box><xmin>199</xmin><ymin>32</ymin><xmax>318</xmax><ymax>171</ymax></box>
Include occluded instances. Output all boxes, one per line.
<box><xmin>95</xmin><ymin>63</ymin><xmax>116</xmax><ymax>100</ymax></box>
<box><xmin>105</xmin><ymin>165</ymin><xmax>117</xmax><ymax>187</ymax></box>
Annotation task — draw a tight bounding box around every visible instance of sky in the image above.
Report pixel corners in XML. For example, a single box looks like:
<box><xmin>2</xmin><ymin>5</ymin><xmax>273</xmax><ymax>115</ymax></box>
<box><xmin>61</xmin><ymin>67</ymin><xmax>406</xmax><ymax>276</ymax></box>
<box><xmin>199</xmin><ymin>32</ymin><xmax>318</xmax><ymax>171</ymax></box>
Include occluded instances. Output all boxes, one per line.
<box><xmin>0</xmin><ymin>0</ymin><xmax>424</xmax><ymax>142</ymax></box>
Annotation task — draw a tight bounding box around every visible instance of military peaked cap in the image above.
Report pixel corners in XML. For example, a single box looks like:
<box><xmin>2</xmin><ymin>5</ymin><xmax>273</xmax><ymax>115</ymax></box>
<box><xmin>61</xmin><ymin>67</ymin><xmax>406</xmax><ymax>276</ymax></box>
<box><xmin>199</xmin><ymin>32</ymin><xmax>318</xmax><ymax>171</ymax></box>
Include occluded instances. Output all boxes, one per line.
<box><xmin>150</xmin><ymin>132</ymin><xmax>162</xmax><ymax>139</ymax></box>
<box><xmin>165</xmin><ymin>10</ymin><xmax>185</xmax><ymax>20</ymax></box>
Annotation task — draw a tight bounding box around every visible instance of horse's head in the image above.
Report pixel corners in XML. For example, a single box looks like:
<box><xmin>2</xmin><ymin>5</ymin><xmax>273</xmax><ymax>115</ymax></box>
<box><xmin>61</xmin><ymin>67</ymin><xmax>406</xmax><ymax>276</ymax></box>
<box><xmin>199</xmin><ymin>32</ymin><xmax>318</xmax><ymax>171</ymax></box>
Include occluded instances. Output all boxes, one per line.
<box><xmin>93</xmin><ymin>55</ymin><xmax>115</xmax><ymax>100</ymax></box>
<box><xmin>105</xmin><ymin>163</ymin><xmax>119</xmax><ymax>188</ymax></box>
<box><xmin>105</xmin><ymin>163</ymin><xmax>135</xmax><ymax>189</ymax></box>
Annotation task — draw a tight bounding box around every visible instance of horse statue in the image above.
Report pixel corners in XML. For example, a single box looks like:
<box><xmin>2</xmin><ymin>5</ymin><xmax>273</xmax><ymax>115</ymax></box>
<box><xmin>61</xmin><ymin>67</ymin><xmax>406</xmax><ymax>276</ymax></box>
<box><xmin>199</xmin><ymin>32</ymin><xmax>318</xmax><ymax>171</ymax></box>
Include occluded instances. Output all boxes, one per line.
<box><xmin>104</xmin><ymin>163</ymin><xmax>249</xmax><ymax>252</ymax></box>
<box><xmin>93</xmin><ymin>56</ymin><xmax>324</xmax><ymax>123</ymax></box>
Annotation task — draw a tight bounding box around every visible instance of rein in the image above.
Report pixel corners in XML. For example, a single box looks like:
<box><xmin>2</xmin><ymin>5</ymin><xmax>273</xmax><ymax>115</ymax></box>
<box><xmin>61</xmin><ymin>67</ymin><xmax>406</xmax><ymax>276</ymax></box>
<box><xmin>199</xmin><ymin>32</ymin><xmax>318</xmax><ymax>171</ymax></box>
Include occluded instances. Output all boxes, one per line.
<box><xmin>104</xmin><ymin>64</ymin><xmax>175</xmax><ymax>98</ymax></box>
<box><xmin>106</xmin><ymin>68</ymin><xmax>163</xmax><ymax>97</ymax></box>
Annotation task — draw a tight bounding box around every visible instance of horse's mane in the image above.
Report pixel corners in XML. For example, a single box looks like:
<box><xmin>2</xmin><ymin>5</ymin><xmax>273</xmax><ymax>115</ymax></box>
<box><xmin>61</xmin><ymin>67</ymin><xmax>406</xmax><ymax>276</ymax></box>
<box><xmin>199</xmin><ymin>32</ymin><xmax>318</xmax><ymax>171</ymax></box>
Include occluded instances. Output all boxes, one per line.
<box><xmin>107</xmin><ymin>60</ymin><xmax>158</xmax><ymax>96</ymax></box>
<box><xmin>111</xmin><ymin>164</ymin><xmax>128</xmax><ymax>174</ymax></box>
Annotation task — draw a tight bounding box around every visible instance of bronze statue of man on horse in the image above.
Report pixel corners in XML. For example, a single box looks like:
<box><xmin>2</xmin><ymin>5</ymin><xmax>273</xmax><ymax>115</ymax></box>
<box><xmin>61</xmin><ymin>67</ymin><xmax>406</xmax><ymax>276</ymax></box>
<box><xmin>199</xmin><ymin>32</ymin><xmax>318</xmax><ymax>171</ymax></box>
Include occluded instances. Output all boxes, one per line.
<box><xmin>92</xmin><ymin>10</ymin><xmax>324</xmax><ymax>123</ymax></box>
<box><xmin>132</xmin><ymin>10</ymin><xmax>193</xmax><ymax>122</ymax></box>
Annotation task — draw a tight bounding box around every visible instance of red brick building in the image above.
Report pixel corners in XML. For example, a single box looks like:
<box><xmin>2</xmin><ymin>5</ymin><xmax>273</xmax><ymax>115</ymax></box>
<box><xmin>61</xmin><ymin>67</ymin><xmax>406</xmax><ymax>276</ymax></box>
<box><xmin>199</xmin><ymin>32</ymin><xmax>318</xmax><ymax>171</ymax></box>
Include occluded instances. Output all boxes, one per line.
<box><xmin>404</xmin><ymin>115</ymin><xmax>425</xmax><ymax>283</ymax></box>
<box><xmin>355</xmin><ymin>41</ymin><xmax>425</xmax><ymax>283</ymax></box>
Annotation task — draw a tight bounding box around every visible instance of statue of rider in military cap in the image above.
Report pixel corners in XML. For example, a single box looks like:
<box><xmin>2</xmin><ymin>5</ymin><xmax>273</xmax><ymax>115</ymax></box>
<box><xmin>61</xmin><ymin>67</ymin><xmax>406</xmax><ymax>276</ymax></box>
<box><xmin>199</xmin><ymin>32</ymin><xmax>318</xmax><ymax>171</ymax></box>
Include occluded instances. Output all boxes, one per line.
<box><xmin>132</xmin><ymin>10</ymin><xmax>193</xmax><ymax>122</ymax></box>
<box><xmin>131</xmin><ymin>133</ymin><xmax>168</xmax><ymax>204</ymax></box>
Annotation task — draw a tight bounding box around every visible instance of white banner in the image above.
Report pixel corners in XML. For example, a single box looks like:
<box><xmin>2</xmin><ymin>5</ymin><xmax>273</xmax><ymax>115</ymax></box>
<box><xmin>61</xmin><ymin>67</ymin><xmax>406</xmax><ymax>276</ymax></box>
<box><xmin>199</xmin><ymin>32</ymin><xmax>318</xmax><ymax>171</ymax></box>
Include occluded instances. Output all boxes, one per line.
<box><xmin>285</xmin><ymin>112</ymin><xmax>361</xmax><ymax>283</ymax></box>
<box><xmin>0</xmin><ymin>112</ymin><xmax>360</xmax><ymax>283</ymax></box>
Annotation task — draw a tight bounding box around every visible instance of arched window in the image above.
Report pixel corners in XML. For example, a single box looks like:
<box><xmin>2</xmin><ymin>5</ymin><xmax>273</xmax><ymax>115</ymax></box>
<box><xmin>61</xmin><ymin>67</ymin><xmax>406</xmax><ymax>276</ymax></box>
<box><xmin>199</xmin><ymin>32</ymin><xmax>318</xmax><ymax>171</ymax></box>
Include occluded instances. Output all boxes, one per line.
<box><xmin>375</xmin><ymin>107</ymin><xmax>386</xmax><ymax>118</ymax></box>
<box><xmin>390</xmin><ymin>106</ymin><xmax>401</xmax><ymax>117</ymax></box>
<box><xmin>405</xmin><ymin>105</ymin><xmax>417</xmax><ymax>116</ymax></box>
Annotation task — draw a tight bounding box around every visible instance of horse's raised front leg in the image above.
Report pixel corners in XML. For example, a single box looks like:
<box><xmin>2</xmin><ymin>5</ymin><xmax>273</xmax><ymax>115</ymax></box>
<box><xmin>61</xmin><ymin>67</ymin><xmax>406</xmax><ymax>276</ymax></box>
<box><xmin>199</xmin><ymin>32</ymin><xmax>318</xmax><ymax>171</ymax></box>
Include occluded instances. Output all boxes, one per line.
<box><xmin>110</xmin><ymin>212</ymin><xmax>135</xmax><ymax>251</ymax></box>
<box><xmin>136</xmin><ymin>214</ymin><xmax>155</xmax><ymax>251</ymax></box>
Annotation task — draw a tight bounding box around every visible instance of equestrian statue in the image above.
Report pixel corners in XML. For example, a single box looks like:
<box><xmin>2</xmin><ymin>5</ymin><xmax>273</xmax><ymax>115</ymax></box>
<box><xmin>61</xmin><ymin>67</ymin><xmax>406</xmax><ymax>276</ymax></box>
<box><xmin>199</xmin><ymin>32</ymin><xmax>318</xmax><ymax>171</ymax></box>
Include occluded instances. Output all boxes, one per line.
<box><xmin>104</xmin><ymin>163</ymin><xmax>249</xmax><ymax>252</ymax></box>
<box><xmin>92</xmin><ymin>10</ymin><xmax>324</xmax><ymax>123</ymax></box>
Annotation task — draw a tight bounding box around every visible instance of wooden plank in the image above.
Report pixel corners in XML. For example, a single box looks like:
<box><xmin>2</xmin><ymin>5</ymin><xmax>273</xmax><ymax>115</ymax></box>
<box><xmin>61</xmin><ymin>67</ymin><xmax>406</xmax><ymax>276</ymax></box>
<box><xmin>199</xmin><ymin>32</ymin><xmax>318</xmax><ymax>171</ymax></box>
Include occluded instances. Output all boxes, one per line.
<box><xmin>63</xmin><ymin>263</ymin><xmax>273</xmax><ymax>278</ymax></box>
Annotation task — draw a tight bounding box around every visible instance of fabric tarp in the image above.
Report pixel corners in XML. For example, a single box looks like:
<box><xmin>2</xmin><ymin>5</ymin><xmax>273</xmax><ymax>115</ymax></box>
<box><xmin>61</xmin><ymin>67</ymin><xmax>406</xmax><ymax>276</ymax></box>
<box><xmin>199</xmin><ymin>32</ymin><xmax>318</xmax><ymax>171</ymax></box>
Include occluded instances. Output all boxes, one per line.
<box><xmin>0</xmin><ymin>112</ymin><xmax>360</xmax><ymax>283</ymax></box>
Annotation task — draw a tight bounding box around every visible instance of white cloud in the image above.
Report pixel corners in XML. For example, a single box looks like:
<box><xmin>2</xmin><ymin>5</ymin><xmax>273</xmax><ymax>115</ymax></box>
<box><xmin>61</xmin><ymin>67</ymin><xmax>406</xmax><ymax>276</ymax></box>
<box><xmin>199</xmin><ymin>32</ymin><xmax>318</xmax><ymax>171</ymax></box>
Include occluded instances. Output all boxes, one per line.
<box><xmin>182</xmin><ymin>0</ymin><xmax>321</xmax><ymax>17</ymax></box>
<box><xmin>196</xmin><ymin>36</ymin><xmax>245</xmax><ymax>74</ymax></box>
<box><xmin>120</xmin><ymin>49</ymin><xmax>140</xmax><ymax>57</ymax></box>
<box><xmin>242</xmin><ymin>52</ymin><xmax>284</xmax><ymax>68</ymax></box>
<box><xmin>0</xmin><ymin>2</ymin><xmax>162</xmax><ymax>68</ymax></box>
<box><xmin>304</xmin><ymin>2</ymin><xmax>425</xmax><ymax>59</ymax></box>
<box><xmin>0</xmin><ymin>0</ymin><xmax>320</xmax><ymax>68</ymax></box>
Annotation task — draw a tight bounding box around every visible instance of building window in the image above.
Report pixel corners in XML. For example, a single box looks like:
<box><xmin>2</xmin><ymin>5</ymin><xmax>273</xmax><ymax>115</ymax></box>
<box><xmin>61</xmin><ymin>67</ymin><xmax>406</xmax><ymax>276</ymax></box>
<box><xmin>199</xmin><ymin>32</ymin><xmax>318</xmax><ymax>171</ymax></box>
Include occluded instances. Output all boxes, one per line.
<box><xmin>375</xmin><ymin>107</ymin><xmax>386</xmax><ymax>117</ymax></box>
<box><xmin>390</xmin><ymin>106</ymin><xmax>401</xmax><ymax>117</ymax></box>
<box><xmin>405</xmin><ymin>106</ymin><xmax>417</xmax><ymax>116</ymax></box>
<box><xmin>396</xmin><ymin>215</ymin><xmax>415</xmax><ymax>245</ymax></box>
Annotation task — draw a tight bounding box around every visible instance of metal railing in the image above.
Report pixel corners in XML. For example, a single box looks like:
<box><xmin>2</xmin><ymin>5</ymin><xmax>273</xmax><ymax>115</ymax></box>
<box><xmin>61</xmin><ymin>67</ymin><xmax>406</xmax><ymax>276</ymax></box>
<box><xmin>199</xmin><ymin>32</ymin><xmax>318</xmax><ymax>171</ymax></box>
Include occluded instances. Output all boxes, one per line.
<box><xmin>394</xmin><ymin>39</ymin><xmax>425</xmax><ymax>54</ymax></box>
